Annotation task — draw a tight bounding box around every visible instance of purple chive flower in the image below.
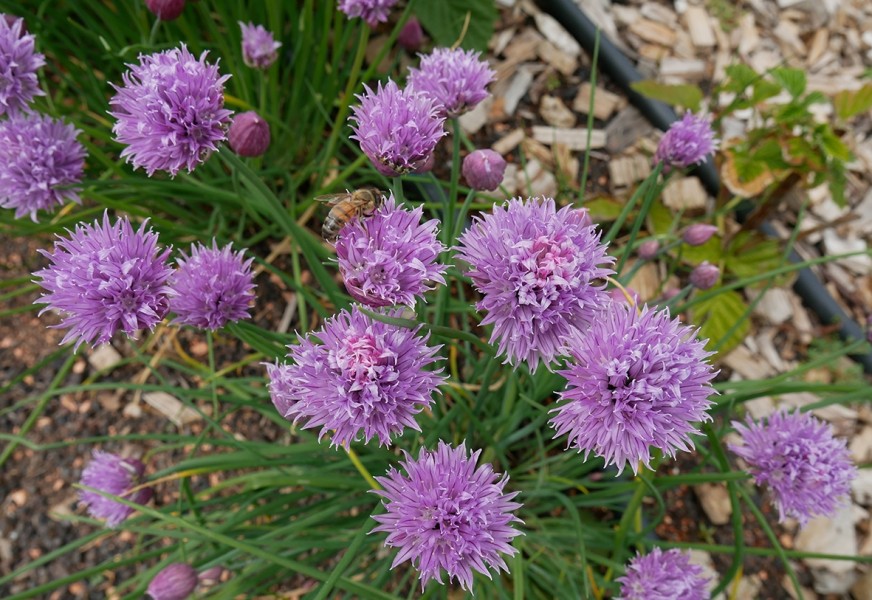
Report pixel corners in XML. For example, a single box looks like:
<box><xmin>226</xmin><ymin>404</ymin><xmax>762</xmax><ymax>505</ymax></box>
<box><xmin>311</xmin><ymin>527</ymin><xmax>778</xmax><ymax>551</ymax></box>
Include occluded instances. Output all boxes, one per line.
<box><xmin>349</xmin><ymin>79</ymin><xmax>446</xmax><ymax>177</ymax></box>
<box><xmin>145</xmin><ymin>0</ymin><xmax>186</xmax><ymax>21</ymax></box>
<box><xmin>462</xmin><ymin>149</ymin><xmax>506</xmax><ymax>191</ymax></box>
<box><xmin>109</xmin><ymin>45</ymin><xmax>232</xmax><ymax>177</ymax></box>
<box><xmin>456</xmin><ymin>197</ymin><xmax>614</xmax><ymax>372</ymax></box>
<box><xmin>147</xmin><ymin>563</ymin><xmax>198</xmax><ymax>600</ymax></box>
<box><xmin>239</xmin><ymin>22</ymin><xmax>281</xmax><ymax>70</ymax></box>
<box><xmin>682</xmin><ymin>223</ymin><xmax>718</xmax><ymax>246</ymax></box>
<box><xmin>398</xmin><ymin>17</ymin><xmax>424</xmax><ymax>52</ymax></box>
<box><xmin>371</xmin><ymin>441</ymin><xmax>523</xmax><ymax>591</ymax></box>
<box><xmin>550</xmin><ymin>302</ymin><xmax>717</xmax><ymax>474</ymax></box>
<box><xmin>0</xmin><ymin>113</ymin><xmax>86</xmax><ymax>221</ymax></box>
<box><xmin>79</xmin><ymin>451</ymin><xmax>152</xmax><ymax>528</ymax></box>
<box><xmin>228</xmin><ymin>111</ymin><xmax>270</xmax><ymax>157</ymax></box>
<box><xmin>33</xmin><ymin>212</ymin><xmax>173</xmax><ymax>350</ymax></box>
<box><xmin>617</xmin><ymin>548</ymin><xmax>709</xmax><ymax>600</ymax></box>
<box><xmin>637</xmin><ymin>240</ymin><xmax>660</xmax><ymax>260</ymax></box>
<box><xmin>0</xmin><ymin>15</ymin><xmax>45</xmax><ymax>117</ymax></box>
<box><xmin>689</xmin><ymin>261</ymin><xmax>719</xmax><ymax>290</ymax></box>
<box><xmin>337</xmin><ymin>0</ymin><xmax>398</xmax><ymax>28</ymax></box>
<box><xmin>408</xmin><ymin>47</ymin><xmax>496</xmax><ymax>117</ymax></box>
<box><xmin>654</xmin><ymin>112</ymin><xmax>718</xmax><ymax>170</ymax></box>
<box><xmin>266</xmin><ymin>306</ymin><xmax>444</xmax><ymax>448</ymax></box>
<box><xmin>169</xmin><ymin>241</ymin><xmax>255</xmax><ymax>330</ymax></box>
<box><xmin>335</xmin><ymin>193</ymin><xmax>446</xmax><ymax>308</ymax></box>
<box><xmin>728</xmin><ymin>410</ymin><xmax>856</xmax><ymax>525</ymax></box>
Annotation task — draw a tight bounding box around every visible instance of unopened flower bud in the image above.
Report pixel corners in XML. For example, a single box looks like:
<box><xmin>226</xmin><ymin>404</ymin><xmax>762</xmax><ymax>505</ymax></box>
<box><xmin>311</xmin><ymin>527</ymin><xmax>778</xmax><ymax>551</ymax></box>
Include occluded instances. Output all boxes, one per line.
<box><xmin>145</xmin><ymin>0</ymin><xmax>186</xmax><ymax>21</ymax></box>
<box><xmin>462</xmin><ymin>149</ymin><xmax>506</xmax><ymax>191</ymax></box>
<box><xmin>690</xmin><ymin>261</ymin><xmax>719</xmax><ymax>290</ymax></box>
<box><xmin>228</xmin><ymin>111</ymin><xmax>270</xmax><ymax>158</ymax></box>
<box><xmin>398</xmin><ymin>17</ymin><xmax>424</xmax><ymax>52</ymax></box>
<box><xmin>661</xmin><ymin>287</ymin><xmax>681</xmax><ymax>302</ymax></box>
<box><xmin>197</xmin><ymin>566</ymin><xmax>225</xmax><ymax>585</ymax></box>
<box><xmin>147</xmin><ymin>563</ymin><xmax>197</xmax><ymax>600</ymax></box>
<box><xmin>637</xmin><ymin>240</ymin><xmax>659</xmax><ymax>260</ymax></box>
<box><xmin>683</xmin><ymin>224</ymin><xmax>718</xmax><ymax>247</ymax></box>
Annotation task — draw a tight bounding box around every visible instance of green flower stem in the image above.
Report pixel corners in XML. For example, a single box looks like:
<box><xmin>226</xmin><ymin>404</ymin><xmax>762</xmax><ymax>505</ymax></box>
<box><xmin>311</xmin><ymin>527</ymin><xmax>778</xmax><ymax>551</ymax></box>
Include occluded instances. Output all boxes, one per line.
<box><xmin>452</xmin><ymin>189</ymin><xmax>476</xmax><ymax>242</ymax></box>
<box><xmin>603</xmin><ymin>162</ymin><xmax>663</xmax><ymax>245</ymax></box>
<box><xmin>704</xmin><ymin>422</ymin><xmax>744</xmax><ymax>597</ymax></box>
<box><xmin>0</xmin><ymin>353</ymin><xmax>76</xmax><ymax>470</ymax></box>
<box><xmin>577</xmin><ymin>29</ymin><xmax>600</xmax><ymax>202</ymax></box>
<box><xmin>614</xmin><ymin>163</ymin><xmax>664</xmax><ymax>274</ymax></box>
<box><xmin>392</xmin><ymin>176</ymin><xmax>404</xmax><ymax>203</ymax></box>
<box><xmin>345</xmin><ymin>446</ymin><xmax>380</xmax><ymax>491</ymax></box>
<box><xmin>445</xmin><ymin>117</ymin><xmax>462</xmax><ymax>248</ymax></box>
<box><xmin>319</xmin><ymin>26</ymin><xmax>370</xmax><ymax>185</ymax></box>
<box><xmin>606</xmin><ymin>463</ymin><xmax>658</xmax><ymax>581</ymax></box>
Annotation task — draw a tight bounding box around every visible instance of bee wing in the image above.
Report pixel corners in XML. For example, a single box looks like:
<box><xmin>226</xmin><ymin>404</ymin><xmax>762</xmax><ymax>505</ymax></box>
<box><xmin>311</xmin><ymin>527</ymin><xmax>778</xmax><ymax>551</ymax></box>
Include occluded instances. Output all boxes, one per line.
<box><xmin>315</xmin><ymin>193</ymin><xmax>348</xmax><ymax>207</ymax></box>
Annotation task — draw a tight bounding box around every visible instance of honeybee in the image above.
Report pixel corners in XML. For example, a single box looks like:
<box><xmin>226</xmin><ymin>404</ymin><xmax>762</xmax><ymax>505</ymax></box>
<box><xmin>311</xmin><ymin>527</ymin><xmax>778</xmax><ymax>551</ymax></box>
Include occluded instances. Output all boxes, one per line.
<box><xmin>316</xmin><ymin>187</ymin><xmax>385</xmax><ymax>243</ymax></box>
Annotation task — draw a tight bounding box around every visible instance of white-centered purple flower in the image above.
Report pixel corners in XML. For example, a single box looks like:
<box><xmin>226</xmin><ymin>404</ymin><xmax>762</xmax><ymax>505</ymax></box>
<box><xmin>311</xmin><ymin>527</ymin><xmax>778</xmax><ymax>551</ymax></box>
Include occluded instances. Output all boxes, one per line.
<box><xmin>550</xmin><ymin>303</ymin><xmax>717</xmax><ymax>474</ymax></box>
<box><xmin>266</xmin><ymin>306</ymin><xmax>444</xmax><ymax>448</ymax></box>
<box><xmin>654</xmin><ymin>112</ymin><xmax>718</xmax><ymax>170</ymax></box>
<box><xmin>337</xmin><ymin>0</ymin><xmax>398</xmax><ymax>28</ymax></box>
<box><xmin>617</xmin><ymin>548</ymin><xmax>709</xmax><ymax>600</ymax></box>
<box><xmin>147</xmin><ymin>563</ymin><xmax>198</xmax><ymax>600</ymax></box>
<box><xmin>408</xmin><ymin>47</ymin><xmax>496</xmax><ymax>117</ymax></box>
<box><xmin>169</xmin><ymin>241</ymin><xmax>255</xmax><ymax>331</ymax></box>
<box><xmin>728</xmin><ymin>409</ymin><xmax>856</xmax><ymax>525</ymax></box>
<box><xmin>79</xmin><ymin>451</ymin><xmax>152</xmax><ymax>528</ymax></box>
<box><xmin>371</xmin><ymin>441</ymin><xmax>523</xmax><ymax>591</ymax></box>
<box><xmin>110</xmin><ymin>45</ymin><xmax>232</xmax><ymax>177</ymax></box>
<box><xmin>456</xmin><ymin>197</ymin><xmax>614</xmax><ymax>372</ymax></box>
<box><xmin>335</xmin><ymin>193</ymin><xmax>446</xmax><ymax>308</ymax></box>
<box><xmin>239</xmin><ymin>22</ymin><xmax>280</xmax><ymax>70</ymax></box>
<box><xmin>0</xmin><ymin>15</ymin><xmax>45</xmax><ymax>117</ymax></box>
<box><xmin>349</xmin><ymin>79</ymin><xmax>446</xmax><ymax>177</ymax></box>
<box><xmin>33</xmin><ymin>212</ymin><xmax>173</xmax><ymax>350</ymax></box>
<box><xmin>0</xmin><ymin>113</ymin><xmax>86</xmax><ymax>221</ymax></box>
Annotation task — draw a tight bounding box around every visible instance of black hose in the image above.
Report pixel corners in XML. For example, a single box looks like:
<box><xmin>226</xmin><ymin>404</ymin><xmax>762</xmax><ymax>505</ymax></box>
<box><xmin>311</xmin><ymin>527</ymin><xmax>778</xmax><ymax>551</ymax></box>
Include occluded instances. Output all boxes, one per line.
<box><xmin>536</xmin><ymin>0</ymin><xmax>872</xmax><ymax>374</ymax></box>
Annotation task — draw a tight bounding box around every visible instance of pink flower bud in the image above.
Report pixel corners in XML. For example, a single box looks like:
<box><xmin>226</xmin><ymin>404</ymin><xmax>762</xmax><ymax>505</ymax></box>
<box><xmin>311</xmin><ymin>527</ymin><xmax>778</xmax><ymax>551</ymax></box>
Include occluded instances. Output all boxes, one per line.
<box><xmin>198</xmin><ymin>566</ymin><xmax>225</xmax><ymax>585</ymax></box>
<box><xmin>661</xmin><ymin>287</ymin><xmax>681</xmax><ymax>301</ymax></box>
<box><xmin>637</xmin><ymin>240</ymin><xmax>659</xmax><ymax>260</ymax></box>
<box><xmin>462</xmin><ymin>149</ymin><xmax>506</xmax><ymax>191</ymax></box>
<box><xmin>682</xmin><ymin>224</ymin><xmax>718</xmax><ymax>247</ymax></box>
<box><xmin>690</xmin><ymin>261</ymin><xmax>719</xmax><ymax>290</ymax></box>
<box><xmin>228</xmin><ymin>111</ymin><xmax>270</xmax><ymax>158</ymax></box>
<box><xmin>398</xmin><ymin>17</ymin><xmax>424</xmax><ymax>52</ymax></box>
<box><xmin>147</xmin><ymin>563</ymin><xmax>197</xmax><ymax>600</ymax></box>
<box><xmin>145</xmin><ymin>0</ymin><xmax>186</xmax><ymax>21</ymax></box>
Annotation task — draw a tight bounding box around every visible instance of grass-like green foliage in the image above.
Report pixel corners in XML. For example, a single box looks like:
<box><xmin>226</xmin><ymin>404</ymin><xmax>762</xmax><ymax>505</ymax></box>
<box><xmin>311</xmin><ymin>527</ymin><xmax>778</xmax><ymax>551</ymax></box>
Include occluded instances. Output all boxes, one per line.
<box><xmin>0</xmin><ymin>1</ymin><xmax>870</xmax><ymax>599</ymax></box>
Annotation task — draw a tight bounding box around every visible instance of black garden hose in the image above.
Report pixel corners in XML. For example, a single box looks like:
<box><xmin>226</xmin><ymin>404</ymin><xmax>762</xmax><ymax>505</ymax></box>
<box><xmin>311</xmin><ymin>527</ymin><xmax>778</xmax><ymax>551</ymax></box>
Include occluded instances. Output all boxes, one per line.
<box><xmin>536</xmin><ymin>0</ymin><xmax>872</xmax><ymax>374</ymax></box>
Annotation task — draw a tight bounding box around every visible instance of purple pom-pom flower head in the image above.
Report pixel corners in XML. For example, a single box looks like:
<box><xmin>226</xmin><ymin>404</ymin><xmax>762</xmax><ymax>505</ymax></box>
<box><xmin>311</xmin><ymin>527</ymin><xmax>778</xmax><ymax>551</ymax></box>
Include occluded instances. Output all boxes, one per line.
<box><xmin>654</xmin><ymin>112</ymin><xmax>718</xmax><ymax>170</ymax></box>
<box><xmin>0</xmin><ymin>113</ymin><xmax>86</xmax><ymax>221</ymax></box>
<box><xmin>33</xmin><ymin>212</ymin><xmax>173</xmax><ymax>351</ymax></box>
<box><xmin>371</xmin><ymin>441</ymin><xmax>523</xmax><ymax>591</ymax></box>
<box><xmin>79</xmin><ymin>451</ymin><xmax>152</xmax><ymax>528</ymax></box>
<box><xmin>456</xmin><ymin>197</ymin><xmax>613</xmax><ymax>372</ymax></box>
<box><xmin>266</xmin><ymin>305</ymin><xmax>444</xmax><ymax>448</ymax></box>
<box><xmin>728</xmin><ymin>409</ymin><xmax>856</xmax><ymax>526</ymax></box>
<box><xmin>147</xmin><ymin>563</ymin><xmax>198</xmax><ymax>600</ymax></box>
<box><xmin>349</xmin><ymin>79</ymin><xmax>446</xmax><ymax>177</ymax></box>
<box><xmin>337</xmin><ymin>0</ymin><xmax>398</xmax><ymax>27</ymax></box>
<box><xmin>239</xmin><ymin>22</ymin><xmax>280</xmax><ymax>70</ymax></box>
<box><xmin>335</xmin><ymin>193</ymin><xmax>446</xmax><ymax>308</ymax></box>
<box><xmin>110</xmin><ymin>44</ymin><xmax>232</xmax><ymax>177</ymax></box>
<box><xmin>408</xmin><ymin>47</ymin><xmax>496</xmax><ymax>117</ymax></box>
<box><xmin>169</xmin><ymin>241</ymin><xmax>255</xmax><ymax>331</ymax></box>
<box><xmin>617</xmin><ymin>548</ymin><xmax>709</xmax><ymax>600</ymax></box>
<box><xmin>550</xmin><ymin>303</ymin><xmax>716</xmax><ymax>474</ymax></box>
<box><xmin>0</xmin><ymin>15</ymin><xmax>45</xmax><ymax>117</ymax></box>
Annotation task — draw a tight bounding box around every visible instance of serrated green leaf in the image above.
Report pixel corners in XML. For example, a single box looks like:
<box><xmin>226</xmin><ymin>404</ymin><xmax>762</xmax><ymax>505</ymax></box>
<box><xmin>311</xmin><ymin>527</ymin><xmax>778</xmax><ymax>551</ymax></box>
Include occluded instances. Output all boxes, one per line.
<box><xmin>413</xmin><ymin>0</ymin><xmax>496</xmax><ymax>52</ymax></box>
<box><xmin>771</xmin><ymin>67</ymin><xmax>806</xmax><ymax>97</ymax></box>
<box><xmin>724</xmin><ymin>232</ymin><xmax>782</xmax><ymax>279</ymax></box>
<box><xmin>751</xmin><ymin>139</ymin><xmax>791</xmax><ymax>170</ymax></box>
<box><xmin>819</xmin><ymin>129</ymin><xmax>853</xmax><ymax>162</ymax></box>
<box><xmin>750</xmin><ymin>79</ymin><xmax>782</xmax><ymax>104</ymax></box>
<box><xmin>723</xmin><ymin>64</ymin><xmax>759</xmax><ymax>93</ymax></box>
<box><xmin>646</xmin><ymin>201</ymin><xmax>674</xmax><ymax>236</ymax></box>
<box><xmin>583</xmin><ymin>197</ymin><xmax>624</xmax><ymax>221</ymax></box>
<box><xmin>693</xmin><ymin>289</ymin><xmax>749</xmax><ymax>354</ymax></box>
<box><xmin>833</xmin><ymin>83</ymin><xmax>872</xmax><ymax>120</ymax></box>
<box><xmin>630</xmin><ymin>80</ymin><xmax>703</xmax><ymax>111</ymax></box>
